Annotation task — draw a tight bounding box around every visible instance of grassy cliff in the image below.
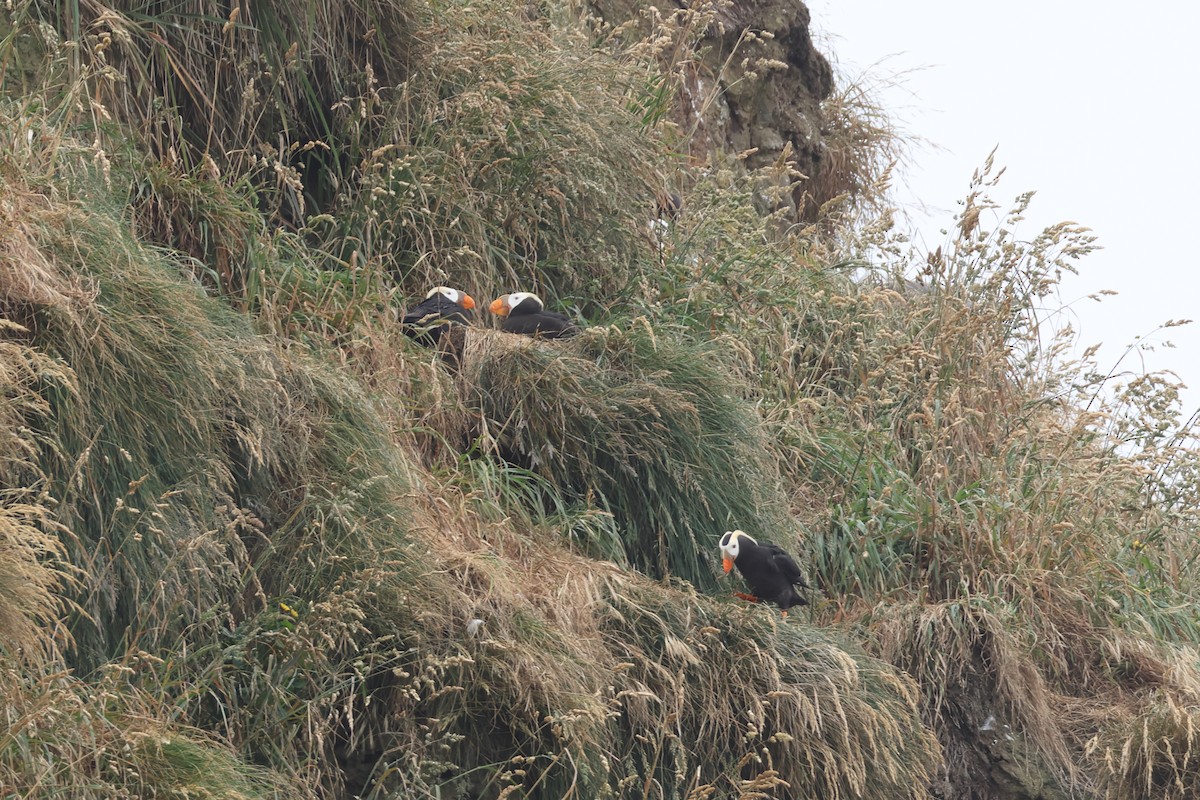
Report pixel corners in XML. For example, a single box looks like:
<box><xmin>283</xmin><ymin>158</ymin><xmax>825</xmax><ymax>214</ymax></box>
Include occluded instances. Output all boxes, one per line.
<box><xmin>2</xmin><ymin>0</ymin><xmax>1199</xmax><ymax>798</ymax></box>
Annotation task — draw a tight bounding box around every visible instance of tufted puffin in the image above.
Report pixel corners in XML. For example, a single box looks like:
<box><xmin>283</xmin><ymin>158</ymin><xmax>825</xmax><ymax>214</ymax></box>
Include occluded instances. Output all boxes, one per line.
<box><xmin>488</xmin><ymin>292</ymin><xmax>579</xmax><ymax>339</ymax></box>
<box><xmin>719</xmin><ymin>529</ymin><xmax>808</xmax><ymax>616</ymax></box>
<box><xmin>402</xmin><ymin>286</ymin><xmax>476</xmax><ymax>345</ymax></box>
<box><xmin>655</xmin><ymin>192</ymin><xmax>683</xmax><ymax>221</ymax></box>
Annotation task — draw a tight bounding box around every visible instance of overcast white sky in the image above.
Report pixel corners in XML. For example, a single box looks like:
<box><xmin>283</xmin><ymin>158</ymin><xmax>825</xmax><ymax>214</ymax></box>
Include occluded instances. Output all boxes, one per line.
<box><xmin>806</xmin><ymin>1</ymin><xmax>1200</xmax><ymax>417</ymax></box>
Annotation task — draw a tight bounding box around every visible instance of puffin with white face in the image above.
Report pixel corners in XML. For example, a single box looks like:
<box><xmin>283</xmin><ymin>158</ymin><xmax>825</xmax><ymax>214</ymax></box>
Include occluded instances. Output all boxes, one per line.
<box><xmin>402</xmin><ymin>286</ymin><xmax>476</xmax><ymax>345</ymax></box>
<box><xmin>489</xmin><ymin>292</ymin><xmax>579</xmax><ymax>339</ymax></box>
<box><xmin>719</xmin><ymin>529</ymin><xmax>808</xmax><ymax>616</ymax></box>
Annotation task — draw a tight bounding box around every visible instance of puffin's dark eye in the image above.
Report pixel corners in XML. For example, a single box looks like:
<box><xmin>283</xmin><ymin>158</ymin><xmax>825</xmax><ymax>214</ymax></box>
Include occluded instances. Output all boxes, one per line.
<box><xmin>719</xmin><ymin>532</ymin><xmax>732</xmax><ymax>547</ymax></box>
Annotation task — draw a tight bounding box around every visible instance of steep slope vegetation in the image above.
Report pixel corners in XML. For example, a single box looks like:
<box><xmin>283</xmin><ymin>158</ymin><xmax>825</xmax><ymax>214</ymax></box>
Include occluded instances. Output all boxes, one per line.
<box><xmin>2</xmin><ymin>0</ymin><xmax>1200</xmax><ymax>799</ymax></box>
<box><xmin>0</xmin><ymin>148</ymin><xmax>937</xmax><ymax>798</ymax></box>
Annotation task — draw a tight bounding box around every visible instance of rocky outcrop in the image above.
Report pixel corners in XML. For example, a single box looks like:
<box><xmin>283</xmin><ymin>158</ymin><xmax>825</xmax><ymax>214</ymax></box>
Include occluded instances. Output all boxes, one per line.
<box><xmin>688</xmin><ymin>0</ymin><xmax>832</xmax><ymax>177</ymax></box>
<box><xmin>589</xmin><ymin>0</ymin><xmax>834</xmax><ymax>212</ymax></box>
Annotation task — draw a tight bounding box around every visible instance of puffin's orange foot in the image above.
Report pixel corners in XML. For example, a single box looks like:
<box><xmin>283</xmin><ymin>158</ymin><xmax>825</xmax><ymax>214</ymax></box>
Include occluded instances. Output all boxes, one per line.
<box><xmin>733</xmin><ymin>592</ymin><xmax>760</xmax><ymax>603</ymax></box>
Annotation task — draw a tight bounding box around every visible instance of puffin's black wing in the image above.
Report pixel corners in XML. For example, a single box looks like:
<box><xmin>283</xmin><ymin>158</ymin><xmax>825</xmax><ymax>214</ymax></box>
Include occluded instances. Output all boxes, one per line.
<box><xmin>763</xmin><ymin>544</ymin><xmax>807</xmax><ymax>588</ymax></box>
<box><xmin>403</xmin><ymin>295</ymin><xmax>472</xmax><ymax>327</ymax></box>
<box><xmin>501</xmin><ymin>311</ymin><xmax>579</xmax><ymax>339</ymax></box>
<box><xmin>403</xmin><ymin>296</ymin><xmax>473</xmax><ymax>344</ymax></box>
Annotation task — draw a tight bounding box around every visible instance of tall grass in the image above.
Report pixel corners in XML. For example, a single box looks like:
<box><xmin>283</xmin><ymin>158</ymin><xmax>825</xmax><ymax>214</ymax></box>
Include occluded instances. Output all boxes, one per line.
<box><xmin>333</xmin><ymin>0</ymin><xmax>666</xmax><ymax>306</ymax></box>
<box><xmin>772</xmin><ymin>162</ymin><xmax>1200</xmax><ymax>797</ymax></box>
<box><xmin>7</xmin><ymin>0</ymin><xmax>1200</xmax><ymax>796</ymax></box>
<box><xmin>452</xmin><ymin>324</ymin><xmax>792</xmax><ymax>593</ymax></box>
<box><xmin>0</xmin><ymin>338</ymin><xmax>74</xmax><ymax>665</ymax></box>
<box><xmin>600</xmin><ymin>575</ymin><xmax>941</xmax><ymax>800</ymax></box>
<box><xmin>0</xmin><ymin>103</ymin><xmax>468</xmax><ymax>795</ymax></box>
<box><xmin>0</xmin><ymin>664</ymin><xmax>294</xmax><ymax>798</ymax></box>
<box><xmin>0</xmin><ymin>94</ymin><xmax>947</xmax><ymax>800</ymax></box>
<box><xmin>2</xmin><ymin>173</ymin><xmax>279</xmax><ymax>667</ymax></box>
<box><xmin>1088</xmin><ymin>692</ymin><xmax>1200</xmax><ymax>800</ymax></box>
<box><xmin>15</xmin><ymin>0</ymin><xmax>668</xmax><ymax>322</ymax></box>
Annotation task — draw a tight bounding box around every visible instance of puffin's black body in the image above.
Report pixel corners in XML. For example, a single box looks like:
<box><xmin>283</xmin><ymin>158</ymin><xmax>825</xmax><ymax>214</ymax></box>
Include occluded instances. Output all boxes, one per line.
<box><xmin>402</xmin><ymin>287</ymin><xmax>476</xmax><ymax>346</ymax></box>
<box><xmin>501</xmin><ymin>306</ymin><xmax>577</xmax><ymax>338</ymax></box>
<box><xmin>720</xmin><ymin>530</ymin><xmax>808</xmax><ymax>615</ymax></box>
<box><xmin>655</xmin><ymin>192</ymin><xmax>683</xmax><ymax>221</ymax></box>
<box><xmin>489</xmin><ymin>292</ymin><xmax>579</xmax><ymax>339</ymax></box>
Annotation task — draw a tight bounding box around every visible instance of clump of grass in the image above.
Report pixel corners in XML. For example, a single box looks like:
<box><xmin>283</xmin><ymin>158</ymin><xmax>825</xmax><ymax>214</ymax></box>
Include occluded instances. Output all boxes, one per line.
<box><xmin>612</xmin><ymin>158</ymin><xmax>871</xmax><ymax>412</ymax></box>
<box><xmin>871</xmin><ymin>599</ymin><xmax>1074</xmax><ymax>795</ymax></box>
<box><xmin>1</xmin><ymin>169</ymin><xmax>283</xmax><ymax>667</ymax></box>
<box><xmin>0</xmin><ymin>663</ymin><xmax>295</xmax><ymax>798</ymax></box>
<box><xmin>0</xmin><ymin>494</ymin><xmax>70</xmax><ymax>666</ymax></box>
<box><xmin>798</xmin><ymin>69</ymin><xmax>912</xmax><ymax>225</ymax></box>
<box><xmin>1088</xmin><ymin>692</ymin><xmax>1200</xmax><ymax>800</ymax></box>
<box><xmin>336</xmin><ymin>0</ymin><xmax>666</xmax><ymax>306</ymax></box>
<box><xmin>28</xmin><ymin>0</ymin><xmax>418</xmax><ymax>211</ymax></box>
<box><xmin>0</xmin><ymin>326</ymin><xmax>76</xmax><ymax>665</ymax></box>
<box><xmin>599</xmin><ymin>574</ymin><xmax>941</xmax><ymax>799</ymax></box>
<box><xmin>452</xmin><ymin>323</ymin><xmax>791</xmax><ymax>593</ymax></box>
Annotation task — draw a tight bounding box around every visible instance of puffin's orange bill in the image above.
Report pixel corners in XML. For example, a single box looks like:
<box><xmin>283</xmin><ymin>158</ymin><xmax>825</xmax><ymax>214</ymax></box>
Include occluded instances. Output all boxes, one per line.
<box><xmin>722</xmin><ymin>557</ymin><xmax>734</xmax><ymax>574</ymax></box>
<box><xmin>461</xmin><ymin>294</ymin><xmax>476</xmax><ymax>310</ymax></box>
<box><xmin>489</xmin><ymin>297</ymin><xmax>508</xmax><ymax>316</ymax></box>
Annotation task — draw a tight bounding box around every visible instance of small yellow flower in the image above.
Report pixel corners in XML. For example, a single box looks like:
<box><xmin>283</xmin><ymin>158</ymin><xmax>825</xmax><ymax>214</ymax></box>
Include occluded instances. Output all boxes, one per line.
<box><xmin>1131</xmin><ymin>539</ymin><xmax>1145</xmax><ymax>552</ymax></box>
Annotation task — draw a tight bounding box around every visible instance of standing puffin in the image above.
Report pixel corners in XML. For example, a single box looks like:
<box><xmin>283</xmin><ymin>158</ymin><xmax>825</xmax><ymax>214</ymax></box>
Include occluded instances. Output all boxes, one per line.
<box><xmin>719</xmin><ymin>529</ymin><xmax>808</xmax><ymax>616</ymax></box>
<box><xmin>402</xmin><ymin>286</ymin><xmax>476</xmax><ymax>345</ymax></box>
<box><xmin>489</xmin><ymin>292</ymin><xmax>579</xmax><ymax>339</ymax></box>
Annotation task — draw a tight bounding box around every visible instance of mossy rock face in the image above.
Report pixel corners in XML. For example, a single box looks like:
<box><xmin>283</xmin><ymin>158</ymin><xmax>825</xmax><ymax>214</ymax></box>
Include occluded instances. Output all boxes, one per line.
<box><xmin>930</xmin><ymin>682</ymin><xmax>1071</xmax><ymax>800</ymax></box>
<box><xmin>587</xmin><ymin>0</ymin><xmax>833</xmax><ymax>207</ymax></box>
<box><xmin>0</xmin><ymin>14</ymin><xmax>50</xmax><ymax>97</ymax></box>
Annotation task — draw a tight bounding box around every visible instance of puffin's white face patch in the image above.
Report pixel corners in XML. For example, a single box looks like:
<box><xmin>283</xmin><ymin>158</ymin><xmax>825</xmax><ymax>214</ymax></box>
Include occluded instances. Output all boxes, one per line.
<box><xmin>719</xmin><ymin>529</ymin><xmax>755</xmax><ymax>560</ymax></box>
<box><xmin>427</xmin><ymin>286</ymin><xmax>460</xmax><ymax>304</ymax></box>
<box><xmin>507</xmin><ymin>292</ymin><xmax>539</xmax><ymax>311</ymax></box>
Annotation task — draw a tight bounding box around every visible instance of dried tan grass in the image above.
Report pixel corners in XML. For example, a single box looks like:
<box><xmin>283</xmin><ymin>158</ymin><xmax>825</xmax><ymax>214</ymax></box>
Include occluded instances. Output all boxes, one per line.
<box><xmin>0</xmin><ymin>191</ymin><xmax>93</xmax><ymax>317</ymax></box>
<box><xmin>1086</xmin><ymin>693</ymin><xmax>1200</xmax><ymax>799</ymax></box>
<box><xmin>871</xmin><ymin>600</ymin><xmax>1074</xmax><ymax>792</ymax></box>
<box><xmin>0</xmin><ymin>204</ymin><xmax>80</xmax><ymax>665</ymax></box>
<box><xmin>409</xmin><ymin>476</ymin><xmax>620</xmax><ymax>707</ymax></box>
<box><xmin>9</xmin><ymin>1</ymin><xmax>1200</xmax><ymax>796</ymax></box>
<box><xmin>797</xmin><ymin>71</ymin><xmax>910</xmax><ymax>225</ymax></box>
<box><xmin>0</xmin><ymin>498</ymin><xmax>71</xmax><ymax>665</ymax></box>
<box><xmin>601</xmin><ymin>576</ymin><xmax>940</xmax><ymax>799</ymax></box>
